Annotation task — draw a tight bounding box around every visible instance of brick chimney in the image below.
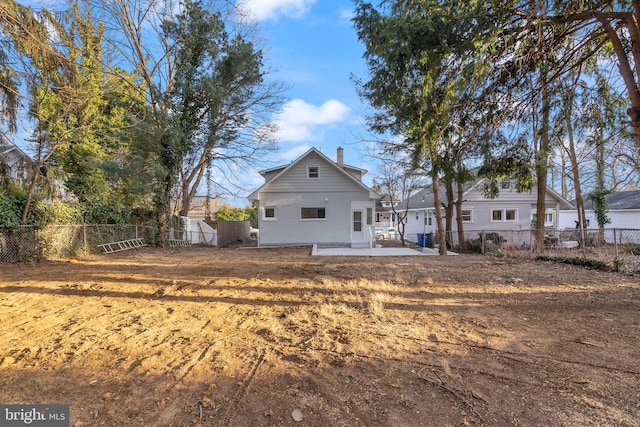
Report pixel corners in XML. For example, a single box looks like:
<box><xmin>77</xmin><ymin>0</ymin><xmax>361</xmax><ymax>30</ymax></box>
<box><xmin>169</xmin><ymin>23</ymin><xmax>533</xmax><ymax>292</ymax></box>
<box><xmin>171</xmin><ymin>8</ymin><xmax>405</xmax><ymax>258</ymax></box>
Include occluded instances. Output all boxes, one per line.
<box><xmin>337</xmin><ymin>146</ymin><xmax>344</xmax><ymax>166</ymax></box>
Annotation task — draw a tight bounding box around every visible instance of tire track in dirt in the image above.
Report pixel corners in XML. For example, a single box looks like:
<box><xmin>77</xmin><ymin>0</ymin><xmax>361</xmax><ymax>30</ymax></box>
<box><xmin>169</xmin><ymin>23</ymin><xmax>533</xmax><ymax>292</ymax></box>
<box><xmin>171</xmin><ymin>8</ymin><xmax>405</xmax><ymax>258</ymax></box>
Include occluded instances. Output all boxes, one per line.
<box><xmin>217</xmin><ymin>348</ymin><xmax>266</xmax><ymax>427</ymax></box>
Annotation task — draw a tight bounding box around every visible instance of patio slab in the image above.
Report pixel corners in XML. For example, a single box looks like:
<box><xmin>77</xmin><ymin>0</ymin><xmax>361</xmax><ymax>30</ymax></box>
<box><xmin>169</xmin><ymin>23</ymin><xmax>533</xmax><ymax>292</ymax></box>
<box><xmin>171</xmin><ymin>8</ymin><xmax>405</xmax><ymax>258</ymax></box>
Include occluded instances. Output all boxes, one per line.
<box><xmin>311</xmin><ymin>245</ymin><xmax>457</xmax><ymax>256</ymax></box>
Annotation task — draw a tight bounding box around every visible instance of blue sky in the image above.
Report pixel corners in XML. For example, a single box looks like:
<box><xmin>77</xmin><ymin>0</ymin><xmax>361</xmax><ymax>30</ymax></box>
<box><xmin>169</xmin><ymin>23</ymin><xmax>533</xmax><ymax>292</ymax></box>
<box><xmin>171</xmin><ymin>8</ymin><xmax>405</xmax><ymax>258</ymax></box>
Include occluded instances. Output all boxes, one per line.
<box><xmin>16</xmin><ymin>0</ymin><xmax>380</xmax><ymax>206</ymax></box>
<box><xmin>242</xmin><ymin>0</ymin><xmax>378</xmax><ymax>189</ymax></box>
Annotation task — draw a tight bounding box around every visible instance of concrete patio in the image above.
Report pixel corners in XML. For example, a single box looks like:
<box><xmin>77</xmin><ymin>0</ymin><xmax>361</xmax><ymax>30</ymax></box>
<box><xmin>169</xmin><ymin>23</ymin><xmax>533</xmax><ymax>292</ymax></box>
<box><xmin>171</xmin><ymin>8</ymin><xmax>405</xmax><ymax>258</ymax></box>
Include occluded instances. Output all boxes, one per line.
<box><xmin>311</xmin><ymin>244</ymin><xmax>457</xmax><ymax>257</ymax></box>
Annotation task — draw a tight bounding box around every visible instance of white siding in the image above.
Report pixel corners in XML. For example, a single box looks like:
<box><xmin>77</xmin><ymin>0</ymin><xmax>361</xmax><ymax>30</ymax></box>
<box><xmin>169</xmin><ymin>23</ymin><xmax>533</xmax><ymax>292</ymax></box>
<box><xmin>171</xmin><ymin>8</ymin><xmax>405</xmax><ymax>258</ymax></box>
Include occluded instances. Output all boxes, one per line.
<box><xmin>258</xmin><ymin>191</ymin><xmax>371</xmax><ymax>246</ymax></box>
<box><xmin>559</xmin><ymin>209</ymin><xmax>640</xmax><ymax>230</ymax></box>
<box><xmin>262</xmin><ymin>154</ymin><xmax>365</xmax><ymax>193</ymax></box>
<box><xmin>402</xmin><ymin>186</ymin><xmax>567</xmax><ymax>241</ymax></box>
<box><xmin>253</xmin><ymin>149</ymin><xmax>376</xmax><ymax>247</ymax></box>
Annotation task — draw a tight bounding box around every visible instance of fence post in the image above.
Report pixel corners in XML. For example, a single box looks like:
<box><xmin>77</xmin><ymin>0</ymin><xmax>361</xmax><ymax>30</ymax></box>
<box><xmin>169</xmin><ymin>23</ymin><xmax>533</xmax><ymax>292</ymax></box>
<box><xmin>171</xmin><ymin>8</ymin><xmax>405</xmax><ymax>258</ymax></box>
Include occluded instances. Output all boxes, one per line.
<box><xmin>481</xmin><ymin>231</ymin><xmax>485</xmax><ymax>254</ymax></box>
<box><xmin>614</xmin><ymin>228</ymin><xmax>619</xmax><ymax>260</ymax></box>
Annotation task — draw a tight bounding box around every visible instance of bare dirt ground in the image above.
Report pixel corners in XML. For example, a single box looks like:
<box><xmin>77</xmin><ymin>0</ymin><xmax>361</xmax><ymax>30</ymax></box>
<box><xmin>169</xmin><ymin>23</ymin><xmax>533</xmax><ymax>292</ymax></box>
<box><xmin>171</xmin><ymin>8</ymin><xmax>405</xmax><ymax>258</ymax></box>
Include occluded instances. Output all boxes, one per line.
<box><xmin>1</xmin><ymin>245</ymin><xmax>639</xmax><ymax>427</ymax></box>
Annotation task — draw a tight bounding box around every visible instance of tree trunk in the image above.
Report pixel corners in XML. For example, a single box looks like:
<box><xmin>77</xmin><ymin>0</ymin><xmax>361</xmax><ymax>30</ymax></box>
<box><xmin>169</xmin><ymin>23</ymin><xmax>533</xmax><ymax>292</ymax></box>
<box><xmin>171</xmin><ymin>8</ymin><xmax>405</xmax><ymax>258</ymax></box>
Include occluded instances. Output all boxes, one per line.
<box><xmin>455</xmin><ymin>180</ymin><xmax>465</xmax><ymax>252</ymax></box>
<box><xmin>534</xmin><ymin>84</ymin><xmax>552</xmax><ymax>254</ymax></box>
<box><xmin>564</xmin><ymin>100</ymin><xmax>588</xmax><ymax>246</ymax></box>
<box><xmin>444</xmin><ymin>181</ymin><xmax>454</xmax><ymax>249</ymax></box>
<box><xmin>598</xmin><ymin>15</ymin><xmax>640</xmax><ymax>151</ymax></box>
<box><xmin>432</xmin><ymin>176</ymin><xmax>447</xmax><ymax>256</ymax></box>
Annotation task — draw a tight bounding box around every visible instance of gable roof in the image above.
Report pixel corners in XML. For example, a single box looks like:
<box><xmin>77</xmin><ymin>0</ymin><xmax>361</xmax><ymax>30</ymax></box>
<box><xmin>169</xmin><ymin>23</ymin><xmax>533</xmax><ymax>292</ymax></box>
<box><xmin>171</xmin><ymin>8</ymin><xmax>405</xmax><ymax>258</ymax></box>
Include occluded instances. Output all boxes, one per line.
<box><xmin>1</xmin><ymin>143</ymin><xmax>31</xmax><ymax>162</ymax></box>
<box><xmin>576</xmin><ymin>190</ymin><xmax>640</xmax><ymax>210</ymax></box>
<box><xmin>248</xmin><ymin>147</ymin><xmax>377</xmax><ymax>200</ymax></box>
<box><xmin>396</xmin><ymin>178</ymin><xmax>573</xmax><ymax>210</ymax></box>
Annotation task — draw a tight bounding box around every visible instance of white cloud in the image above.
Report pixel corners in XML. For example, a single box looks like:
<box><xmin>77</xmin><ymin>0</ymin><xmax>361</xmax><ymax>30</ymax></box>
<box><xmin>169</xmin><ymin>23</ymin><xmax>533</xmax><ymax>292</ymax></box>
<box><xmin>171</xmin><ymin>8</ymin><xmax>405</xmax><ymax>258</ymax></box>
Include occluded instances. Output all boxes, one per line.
<box><xmin>338</xmin><ymin>7</ymin><xmax>354</xmax><ymax>23</ymax></box>
<box><xmin>281</xmin><ymin>144</ymin><xmax>311</xmax><ymax>161</ymax></box>
<box><xmin>240</xmin><ymin>0</ymin><xmax>316</xmax><ymax>21</ymax></box>
<box><xmin>275</xmin><ymin>99</ymin><xmax>351</xmax><ymax>142</ymax></box>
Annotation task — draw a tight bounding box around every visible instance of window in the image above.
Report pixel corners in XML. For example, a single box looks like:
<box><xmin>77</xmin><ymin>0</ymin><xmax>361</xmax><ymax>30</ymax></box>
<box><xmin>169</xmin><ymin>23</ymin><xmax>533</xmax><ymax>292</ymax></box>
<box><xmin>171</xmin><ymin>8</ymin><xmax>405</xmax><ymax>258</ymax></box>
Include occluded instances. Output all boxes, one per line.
<box><xmin>353</xmin><ymin>211</ymin><xmax>362</xmax><ymax>232</ymax></box>
<box><xmin>461</xmin><ymin>209</ymin><xmax>472</xmax><ymax>222</ymax></box>
<box><xmin>366</xmin><ymin>208</ymin><xmax>373</xmax><ymax>225</ymax></box>
<box><xmin>493</xmin><ymin>208</ymin><xmax>518</xmax><ymax>222</ymax></box>
<box><xmin>264</xmin><ymin>207</ymin><xmax>275</xmax><ymax>219</ymax></box>
<box><xmin>307</xmin><ymin>166</ymin><xmax>319</xmax><ymax>178</ymax></box>
<box><xmin>301</xmin><ymin>207</ymin><xmax>325</xmax><ymax>219</ymax></box>
<box><xmin>545</xmin><ymin>212</ymin><xmax>554</xmax><ymax>226</ymax></box>
<box><xmin>532</xmin><ymin>210</ymin><xmax>556</xmax><ymax>227</ymax></box>
<box><xmin>500</xmin><ymin>180</ymin><xmax>511</xmax><ymax>190</ymax></box>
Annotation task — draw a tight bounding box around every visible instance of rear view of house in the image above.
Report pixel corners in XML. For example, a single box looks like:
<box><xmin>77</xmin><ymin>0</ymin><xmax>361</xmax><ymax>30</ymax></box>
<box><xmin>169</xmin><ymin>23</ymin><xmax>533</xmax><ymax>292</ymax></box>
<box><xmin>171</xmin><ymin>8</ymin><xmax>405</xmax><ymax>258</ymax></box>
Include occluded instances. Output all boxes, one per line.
<box><xmin>249</xmin><ymin>147</ymin><xmax>378</xmax><ymax>248</ymax></box>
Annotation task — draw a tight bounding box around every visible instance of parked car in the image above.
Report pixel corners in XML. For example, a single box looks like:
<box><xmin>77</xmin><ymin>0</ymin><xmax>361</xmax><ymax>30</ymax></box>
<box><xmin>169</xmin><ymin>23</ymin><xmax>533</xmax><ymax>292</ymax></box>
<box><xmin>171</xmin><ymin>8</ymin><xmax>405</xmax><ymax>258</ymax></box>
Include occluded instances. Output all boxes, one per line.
<box><xmin>375</xmin><ymin>227</ymin><xmax>396</xmax><ymax>240</ymax></box>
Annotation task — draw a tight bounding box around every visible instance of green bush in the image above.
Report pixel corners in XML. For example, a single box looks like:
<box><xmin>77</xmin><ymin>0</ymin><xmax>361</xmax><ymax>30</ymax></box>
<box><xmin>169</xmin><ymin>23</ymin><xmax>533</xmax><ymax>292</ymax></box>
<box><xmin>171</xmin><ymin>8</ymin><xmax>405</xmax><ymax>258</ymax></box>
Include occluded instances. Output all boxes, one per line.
<box><xmin>0</xmin><ymin>195</ymin><xmax>43</xmax><ymax>228</ymax></box>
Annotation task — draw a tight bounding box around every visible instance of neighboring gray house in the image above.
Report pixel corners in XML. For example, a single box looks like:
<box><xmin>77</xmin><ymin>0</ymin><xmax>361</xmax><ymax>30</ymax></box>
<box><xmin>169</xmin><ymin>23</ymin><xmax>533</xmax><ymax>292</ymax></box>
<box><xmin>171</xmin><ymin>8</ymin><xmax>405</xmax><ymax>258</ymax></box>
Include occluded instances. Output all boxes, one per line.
<box><xmin>559</xmin><ymin>190</ymin><xmax>640</xmax><ymax>230</ymax></box>
<box><xmin>374</xmin><ymin>194</ymin><xmax>400</xmax><ymax>228</ymax></box>
<box><xmin>248</xmin><ymin>147</ymin><xmax>378</xmax><ymax>248</ymax></box>
<box><xmin>398</xmin><ymin>178</ymin><xmax>573</xmax><ymax>242</ymax></box>
<box><xmin>1</xmin><ymin>142</ymin><xmax>32</xmax><ymax>184</ymax></box>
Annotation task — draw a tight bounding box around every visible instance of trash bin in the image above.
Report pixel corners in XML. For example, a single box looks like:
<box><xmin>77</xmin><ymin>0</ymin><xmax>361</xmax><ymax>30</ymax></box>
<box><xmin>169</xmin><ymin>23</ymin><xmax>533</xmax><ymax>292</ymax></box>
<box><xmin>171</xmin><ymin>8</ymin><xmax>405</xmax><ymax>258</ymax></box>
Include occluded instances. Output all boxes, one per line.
<box><xmin>417</xmin><ymin>233</ymin><xmax>429</xmax><ymax>248</ymax></box>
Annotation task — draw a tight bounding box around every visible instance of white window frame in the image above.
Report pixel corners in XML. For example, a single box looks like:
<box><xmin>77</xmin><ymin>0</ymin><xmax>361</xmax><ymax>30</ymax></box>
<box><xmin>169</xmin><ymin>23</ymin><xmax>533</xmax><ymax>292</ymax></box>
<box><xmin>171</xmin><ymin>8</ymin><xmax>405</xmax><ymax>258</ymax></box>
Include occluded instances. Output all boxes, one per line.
<box><xmin>544</xmin><ymin>212</ymin><xmax>554</xmax><ymax>227</ymax></box>
<box><xmin>532</xmin><ymin>210</ymin><xmax>556</xmax><ymax>227</ymax></box>
<box><xmin>353</xmin><ymin>211</ymin><xmax>363</xmax><ymax>232</ymax></box>
<box><xmin>300</xmin><ymin>207</ymin><xmax>326</xmax><ymax>220</ymax></box>
<box><xmin>263</xmin><ymin>206</ymin><xmax>276</xmax><ymax>220</ymax></box>
<box><xmin>460</xmin><ymin>209</ymin><xmax>473</xmax><ymax>222</ymax></box>
<box><xmin>492</xmin><ymin>208</ymin><xmax>518</xmax><ymax>222</ymax></box>
<box><xmin>505</xmin><ymin>209</ymin><xmax>517</xmax><ymax>221</ymax></box>
<box><xmin>307</xmin><ymin>166</ymin><xmax>320</xmax><ymax>179</ymax></box>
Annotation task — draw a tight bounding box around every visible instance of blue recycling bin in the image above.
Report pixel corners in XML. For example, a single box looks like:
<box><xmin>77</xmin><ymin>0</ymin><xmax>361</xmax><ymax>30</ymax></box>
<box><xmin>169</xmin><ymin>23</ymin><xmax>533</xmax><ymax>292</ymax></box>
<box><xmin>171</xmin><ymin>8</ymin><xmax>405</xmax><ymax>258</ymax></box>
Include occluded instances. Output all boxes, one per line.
<box><xmin>417</xmin><ymin>233</ymin><xmax>429</xmax><ymax>247</ymax></box>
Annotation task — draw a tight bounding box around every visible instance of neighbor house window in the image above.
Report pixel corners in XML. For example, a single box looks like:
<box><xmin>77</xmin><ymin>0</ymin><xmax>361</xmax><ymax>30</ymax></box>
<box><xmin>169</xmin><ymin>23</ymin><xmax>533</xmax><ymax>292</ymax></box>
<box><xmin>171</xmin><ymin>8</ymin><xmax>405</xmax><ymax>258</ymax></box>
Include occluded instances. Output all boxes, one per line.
<box><xmin>492</xmin><ymin>208</ymin><xmax>518</xmax><ymax>222</ymax></box>
<box><xmin>264</xmin><ymin>207</ymin><xmax>276</xmax><ymax>219</ymax></box>
<box><xmin>545</xmin><ymin>212</ymin><xmax>554</xmax><ymax>226</ymax></box>
<box><xmin>301</xmin><ymin>207</ymin><xmax>325</xmax><ymax>219</ymax></box>
<box><xmin>501</xmin><ymin>180</ymin><xmax>511</xmax><ymax>190</ymax></box>
<box><xmin>533</xmin><ymin>210</ymin><xmax>556</xmax><ymax>227</ymax></box>
<box><xmin>366</xmin><ymin>208</ymin><xmax>373</xmax><ymax>225</ymax></box>
<box><xmin>308</xmin><ymin>166</ymin><xmax>319</xmax><ymax>178</ymax></box>
<box><xmin>461</xmin><ymin>209</ymin><xmax>472</xmax><ymax>222</ymax></box>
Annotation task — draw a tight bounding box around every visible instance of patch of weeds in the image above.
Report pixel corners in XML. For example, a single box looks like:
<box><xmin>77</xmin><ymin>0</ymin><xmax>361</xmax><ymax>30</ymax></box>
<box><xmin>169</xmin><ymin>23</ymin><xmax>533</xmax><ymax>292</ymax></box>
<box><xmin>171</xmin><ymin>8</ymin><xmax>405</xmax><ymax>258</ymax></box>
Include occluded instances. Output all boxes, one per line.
<box><xmin>536</xmin><ymin>256</ymin><xmax>622</xmax><ymax>272</ymax></box>
<box><xmin>626</xmin><ymin>245</ymin><xmax>640</xmax><ymax>256</ymax></box>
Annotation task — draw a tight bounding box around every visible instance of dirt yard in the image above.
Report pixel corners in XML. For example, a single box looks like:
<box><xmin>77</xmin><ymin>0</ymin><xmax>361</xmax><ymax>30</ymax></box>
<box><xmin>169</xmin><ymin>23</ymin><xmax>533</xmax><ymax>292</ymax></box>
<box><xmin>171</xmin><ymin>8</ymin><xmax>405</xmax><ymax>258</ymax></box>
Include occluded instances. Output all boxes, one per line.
<box><xmin>1</xmin><ymin>245</ymin><xmax>639</xmax><ymax>426</ymax></box>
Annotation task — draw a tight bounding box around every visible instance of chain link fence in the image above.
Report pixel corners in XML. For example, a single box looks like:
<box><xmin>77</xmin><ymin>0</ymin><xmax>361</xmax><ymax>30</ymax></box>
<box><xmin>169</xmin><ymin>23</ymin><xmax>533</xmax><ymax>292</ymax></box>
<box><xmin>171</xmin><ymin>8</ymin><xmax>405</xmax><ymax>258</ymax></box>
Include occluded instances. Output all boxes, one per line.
<box><xmin>3</xmin><ymin>225</ymin><xmax>639</xmax><ymax>274</ymax></box>
<box><xmin>415</xmin><ymin>228</ymin><xmax>640</xmax><ymax>274</ymax></box>
<box><xmin>0</xmin><ymin>225</ymin><xmax>164</xmax><ymax>262</ymax></box>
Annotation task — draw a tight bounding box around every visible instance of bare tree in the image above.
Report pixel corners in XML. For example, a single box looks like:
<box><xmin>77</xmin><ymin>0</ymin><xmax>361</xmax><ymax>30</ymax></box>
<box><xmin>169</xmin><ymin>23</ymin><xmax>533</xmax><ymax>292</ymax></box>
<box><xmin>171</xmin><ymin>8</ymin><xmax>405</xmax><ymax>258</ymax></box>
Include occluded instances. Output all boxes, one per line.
<box><xmin>375</xmin><ymin>160</ymin><xmax>425</xmax><ymax>247</ymax></box>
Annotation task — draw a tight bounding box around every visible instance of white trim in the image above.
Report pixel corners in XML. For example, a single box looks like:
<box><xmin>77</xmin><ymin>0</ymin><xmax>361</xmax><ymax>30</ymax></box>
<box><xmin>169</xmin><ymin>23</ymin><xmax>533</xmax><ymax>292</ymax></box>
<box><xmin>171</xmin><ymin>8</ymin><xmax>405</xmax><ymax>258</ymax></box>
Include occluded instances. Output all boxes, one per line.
<box><xmin>263</xmin><ymin>206</ymin><xmax>276</xmax><ymax>221</ymax></box>
<box><xmin>300</xmin><ymin>207</ymin><xmax>326</xmax><ymax>220</ymax></box>
<box><xmin>307</xmin><ymin>165</ymin><xmax>320</xmax><ymax>179</ymax></box>
<box><xmin>491</xmin><ymin>208</ymin><xmax>519</xmax><ymax>222</ymax></box>
<box><xmin>460</xmin><ymin>209</ymin><xmax>473</xmax><ymax>222</ymax></box>
<box><xmin>248</xmin><ymin>147</ymin><xmax>377</xmax><ymax>201</ymax></box>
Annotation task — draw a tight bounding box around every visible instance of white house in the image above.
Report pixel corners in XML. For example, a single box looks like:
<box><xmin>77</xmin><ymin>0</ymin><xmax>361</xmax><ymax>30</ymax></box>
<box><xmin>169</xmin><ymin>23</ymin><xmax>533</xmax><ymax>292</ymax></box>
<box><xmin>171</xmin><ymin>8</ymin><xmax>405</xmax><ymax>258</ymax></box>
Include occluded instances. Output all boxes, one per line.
<box><xmin>559</xmin><ymin>190</ymin><xmax>640</xmax><ymax>230</ymax></box>
<box><xmin>397</xmin><ymin>178</ymin><xmax>573</xmax><ymax>244</ymax></box>
<box><xmin>248</xmin><ymin>147</ymin><xmax>378</xmax><ymax>248</ymax></box>
<box><xmin>1</xmin><ymin>143</ymin><xmax>32</xmax><ymax>183</ymax></box>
